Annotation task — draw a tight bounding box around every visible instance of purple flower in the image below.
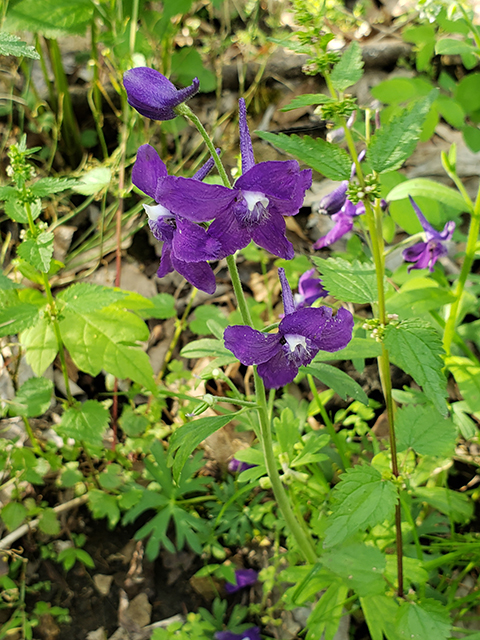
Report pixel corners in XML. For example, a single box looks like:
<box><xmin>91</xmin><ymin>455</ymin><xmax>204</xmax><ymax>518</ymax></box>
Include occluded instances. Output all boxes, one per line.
<box><xmin>313</xmin><ymin>200</ymin><xmax>363</xmax><ymax>249</ymax></box>
<box><xmin>402</xmin><ymin>196</ymin><xmax>455</xmax><ymax>272</ymax></box>
<box><xmin>225</xmin><ymin>569</ymin><xmax>258</xmax><ymax>593</ymax></box>
<box><xmin>153</xmin><ymin>99</ymin><xmax>312</xmax><ymax>260</ymax></box>
<box><xmin>224</xmin><ymin>269</ymin><xmax>353</xmax><ymax>389</ymax></box>
<box><xmin>294</xmin><ymin>268</ymin><xmax>328</xmax><ymax>309</ymax></box>
<box><xmin>228</xmin><ymin>458</ymin><xmax>256</xmax><ymax>473</ymax></box>
<box><xmin>317</xmin><ymin>181</ymin><xmax>348</xmax><ymax>216</ymax></box>
<box><xmin>215</xmin><ymin>628</ymin><xmax>261</xmax><ymax>640</ymax></box>
<box><xmin>123</xmin><ymin>67</ymin><xmax>199</xmax><ymax>121</ymax></box>
<box><xmin>132</xmin><ymin>144</ymin><xmax>221</xmax><ymax>293</ymax></box>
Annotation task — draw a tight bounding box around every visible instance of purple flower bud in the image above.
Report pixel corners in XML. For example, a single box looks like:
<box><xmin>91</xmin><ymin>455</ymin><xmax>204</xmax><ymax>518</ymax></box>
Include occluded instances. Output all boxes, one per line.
<box><xmin>123</xmin><ymin>67</ymin><xmax>199</xmax><ymax>121</ymax></box>
<box><xmin>317</xmin><ymin>181</ymin><xmax>348</xmax><ymax>216</ymax></box>
<box><xmin>225</xmin><ymin>569</ymin><xmax>258</xmax><ymax>594</ymax></box>
<box><xmin>228</xmin><ymin>458</ymin><xmax>256</xmax><ymax>473</ymax></box>
<box><xmin>215</xmin><ymin>628</ymin><xmax>261</xmax><ymax>640</ymax></box>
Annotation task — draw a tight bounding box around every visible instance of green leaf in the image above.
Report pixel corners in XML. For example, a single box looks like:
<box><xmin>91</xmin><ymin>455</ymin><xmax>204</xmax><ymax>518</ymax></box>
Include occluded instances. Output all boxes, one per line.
<box><xmin>446</xmin><ymin>356</ymin><xmax>480</xmax><ymax>413</ymax></box>
<box><xmin>9</xmin><ymin>377</ymin><xmax>53</xmax><ymax>418</ymax></box>
<box><xmin>0</xmin><ymin>32</ymin><xmax>40</xmax><ymax>58</ymax></box>
<box><xmin>1</xmin><ymin>502</ymin><xmax>27</xmax><ymax>531</ymax></box>
<box><xmin>436</xmin><ymin>38</ymin><xmax>478</xmax><ymax>56</ymax></box>
<box><xmin>58</xmin><ymin>400</ymin><xmax>110</xmax><ymax>446</ymax></box>
<box><xmin>371</xmin><ymin>78</ymin><xmax>424</xmax><ymax>105</ymax></box>
<box><xmin>414</xmin><ymin>486</ymin><xmax>473</xmax><ymax>523</ymax></box>
<box><xmin>324</xmin><ymin>465</ymin><xmax>398</xmax><ymax>547</ymax></box>
<box><xmin>0</xmin><ymin>300</ymin><xmax>39</xmax><ymax>337</ymax></box>
<box><xmin>21</xmin><ymin>315</ymin><xmax>57</xmax><ymax>375</ymax></box>
<box><xmin>88</xmin><ymin>489</ymin><xmax>120</xmax><ymax>528</ymax></box>
<box><xmin>463</xmin><ymin>125</ymin><xmax>480</xmax><ymax>152</ymax></box>
<box><xmin>361</xmin><ymin>595</ymin><xmax>401</xmax><ymax>640</ymax></box>
<box><xmin>395</xmin><ymin>599</ymin><xmax>451</xmax><ymax>640</ymax></box>
<box><xmin>369</xmin><ymin>94</ymin><xmax>437</xmax><ymax>173</ymax></box>
<box><xmin>171</xmin><ymin>47</ymin><xmax>216</xmax><ymax>94</ymax></box>
<box><xmin>30</xmin><ymin>177</ymin><xmax>77</xmax><ymax>197</ymax></box>
<box><xmin>396</xmin><ymin>404</ymin><xmax>456</xmax><ymax>457</ymax></box>
<box><xmin>314</xmin><ymin>337</ymin><xmax>382</xmax><ymax>362</ymax></box>
<box><xmin>189</xmin><ymin>305</ymin><xmax>228</xmax><ymax>336</ymax></box>
<box><xmin>180</xmin><ymin>338</ymin><xmax>233</xmax><ymax>359</ymax></box>
<box><xmin>387</xmin><ymin>178</ymin><xmax>467</xmax><ymax>211</ymax></box>
<box><xmin>455</xmin><ymin>73</ymin><xmax>480</xmax><ymax>114</ymax></box>
<box><xmin>17</xmin><ymin>232</ymin><xmax>54</xmax><ymax>273</ymax></box>
<box><xmin>306</xmin><ymin>581</ymin><xmax>349</xmax><ymax>640</ymax></box>
<box><xmin>72</xmin><ymin>167</ymin><xmax>111</xmax><ymax>195</ymax></box>
<box><xmin>38</xmin><ymin>508</ymin><xmax>60</xmax><ymax>536</ymax></box>
<box><xmin>311</xmin><ymin>257</ymin><xmax>378</xmax><ymax>304</ymax></box>
<box><xmin>321</xmin><ymin>543</ymin><xmax>385</xmax><ymax>596</ymax></box>
<box><xmin>305</xmin><ymin>363</ymin><xmax>368</xmax><ymax>405</ymax></box>
<box><xmin>384</xmin><ymin>319</ymin><xmax>448</xmax><ymax>416</ymax></box>
<box><xmin>5</xmin><ymin>0</ymin><xmax>95</xmax><ymax>37</ymax></box>
<box><xmin>280</xmin><ymin>94</ymin><xmax>332</xmax><ymax>111</ymax></box>
<box><xmin>168</xmin><ymin>414</ymin><xmax>236</xmax><ymax>481</ymax></box>
<box><xmin>386</xmin><ymin>284</ymin><xmax>456</xmax><ymax>318</ymax></box>
<box><xmin>57</xmin><ymin>282</ymin><xmax>127</xmax><ymax>313</ymax></box>
<box><xmin>330</xmin><ymin>41</ymin><xmax>364</xmax><ymax>92</ymax></box>
<box><xmin>137</xmin><ymin>293</ymin><xmax>176</xmax><ymax>319</ymax></box>
<box><xmin>119</xmin><ymin>406</ymin><xmax>149</xmax><ymax>437</ymax></box>
<box><xmin>5</xmin><ymin>197</ymin><xmax>42</xmax><ymax>223</ymax></box>
<box><xmin>255</xmin><ymin>132</ymin><xmax>352</xmax><ymax>181</ymax></box>
<box><xmin>59</xmin><ymin>307</ymin><xmax>156</xmax><ymax>392</ymax></box>
<box><xmin>98</xmin><ymin>464</ymin><xmax>124</xmax><ymax>491</ymax></box>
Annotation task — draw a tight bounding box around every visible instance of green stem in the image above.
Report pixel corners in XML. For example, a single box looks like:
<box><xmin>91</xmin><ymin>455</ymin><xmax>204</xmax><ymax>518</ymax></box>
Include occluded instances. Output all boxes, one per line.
<box><xmin>307</xmin><ymin>374</ymin><xmax>350</xmax><ymax>469</ymax></box>
<box><xmin>443</xmin><ymin>183</ymin><xmax>480</xmax><ymax>356</ymax></box>
<box><xmin>22</xmin><ymin>416</ymin><xmax>43</xmax><ymax>455</ymax></box>
<box><xmin>429</xmin><ymin>311</ymin><xmax>480</xmax><ymax>365</ymax></box>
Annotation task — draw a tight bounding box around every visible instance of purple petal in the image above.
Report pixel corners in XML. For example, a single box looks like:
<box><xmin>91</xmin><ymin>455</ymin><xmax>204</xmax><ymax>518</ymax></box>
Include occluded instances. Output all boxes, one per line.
<box><xmin>251</xmin><ymin>210</ymin><xmax>295</xmax><ymax>259</ymax></box>
<box><xmin>257</xmin><ymin>348</ymin><xmax>300</xmax><ymax>389</ymax></box>
<box><xmin>215</xmin><ymin>628</ymin><xmax>261</xmax><ymax>640</ymax></box>
<box><xmin>224</xmin><ymin>326</ymin><xmax>280</xmax><ymax>366</ymax></box>
<box><xmin>207</xmin><ymin>212</ymin><xmax>253</xmax><ymax>258</ymax></box>
<box><xmin>132</xmin><ymin>144</ymin><xmax>168</xmax><ymax>198</ymax></box>
<box><xmin>403</xmin><ymin>240</ymin><xmax>447</xmax><ymax>272</ymax></box>
<box><xmin>317</xmin><ymin>181</ymin><xmax>348</xmax><ymax>215</ymax></box>
<box><xmin>172</xmin><ymin>217</ymin><xmax>222</xmax><ymax>262</ymax></box>
<box><xmin>280</xmin><ymin>307</ymin><xmax>353</xmax><ymax>353</ymax></box>
<box><xmin>297</xmin><ymin>269</ymin><xmax>328</xmax><ymax>306</ymax></box>
<box><xmin>157</xmin><ymin>242</ymin><xmax>174</xmax><ymax>278</ymax></box>
<box><xmin>228</xmin><ymin>458</ymin><xmax>256</xmax><ymax>473</ymax></box>
<box><xmin>438</xmin><ymin>220</ymin><xmax>455</xmax><ymax>241</ymax></box>
<box><xmin>408</xmin><ymin>196</ymin><xmax>440</xmax><ymax>240</ymax></box>
<box><xmin>124</xmin><ymin>67</ymin><xmax>199</xmax><ymax>121</ymax></box>
<box><xmin>170</xmin><ymin>253</ymin><xmax>216</xmax><ymax>294</ymax></box>
<box><xmin>239</xmin><ymin>98</ymin><xmax>255</xmax><ymax>174</ymax></box>
<box><xmin>193</xmin><ymin>149</ymin><xmax>221</xmax><ymax>181</ymax></box>
<box><xmin>155</xmin><ymin>176</ymin><xmax>235</xmax><ymax>223</ymax></box>
<box><xmin>225</xmin><ymin>569</ymin><xmax>258</xmax><ymax>593</ymax></box>
<box><xmin>279</xmin><ymin>268</ymin><xmax>295</xmax><ymax>315</ymax></box>
<box><xmin>312</xmin><ymin>210</ymin><xmax>354</xmax><ymax>249</ymax></box>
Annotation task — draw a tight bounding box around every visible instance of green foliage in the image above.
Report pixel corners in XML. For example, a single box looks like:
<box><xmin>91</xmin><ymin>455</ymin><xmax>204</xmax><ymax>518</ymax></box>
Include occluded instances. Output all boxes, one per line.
<box><xmin>324</xmin><ymin>465</ymin><xmax>398</xmax><ymax>548</ymax></box>
<box><xmin>72</xmin><ymin>167</ymin><xmax>111</xmax><ymax>195</ymax></box>
<box><xmin>5</xmin><ymin>0</ymin><xmax>95</xmax><ymax>38</ymax></box>
<box><xmin>321</xmin><ymin>543</ymin><xmax>386</xmax><ymax>596</ymax></box>
<box><xmin>395</xmin><ymin>599</ymin><xmax>451</xmax><ymax>640</ymax></box>
<box><xmin>387</xmin><ymin>178</ymin><xmax>467</xmax><ymax>211</ymax></box>
<box><xmin>280</xmin><ymin>94</ymin><xmax>332</xmax><ymax>111</ymax></box>
<box><xmin>311</xmin><ymin>257</ymin><xmax>378</xmax><ymax>304</ymax></box>
<box><xmin>9</xmin><ymin>377</ymin><xmax>53</xmax><ymax>418</ymax></box>
<box><xmin>368</xmin><ymin>93</ymin><xmax>437</xmax><ymax>173</ymax></box>
<box><xmin>305</xmin><ymin>363</ymin><xmax>368</xmax><ymax>404</ymax></box>
<box><xmin>0</xmin><ymin>32</ymin><xmax>40</xmax><ymax>58</ymax></box>
<box><xmin>445</xmin><ymin>356</ymin><xmax>480</xmax><ymax>414</ymax></box>
<box><xmin>330</xmin><ymin>41</ymin><xmax>364</xmax><ymax>92</ymax></box>
<box><xmin>384</xmin><ymin>320</ymin><xmax>448</xmax><ymax>416</ymax></box>
<box><xmin>1</xmin><ymin>502</ymin><xmax>28</xmax><ymax>531</ymax></box>
<box><xmin>395</xmin><ymin>404</ymin><xmax>456</xmax><ymax>457</ymax></box>
<box><xmin>58</xmin><ymin>400</ymin><xmax>110</xmax><ymax>447</ymax></box>
<box><xmin>414</xmin><ymin>486</ymin><xmax>473</xmax><ymax>523</ymax></box>
<box><xmin>255</xmin><ymin>132</ymin><xmax>352</xmax><ymax>180</ymax></box>
<box><xmin>17</xmin><ymin>231</ymin><xmax>54</xmax><ymax>273</ymax></box>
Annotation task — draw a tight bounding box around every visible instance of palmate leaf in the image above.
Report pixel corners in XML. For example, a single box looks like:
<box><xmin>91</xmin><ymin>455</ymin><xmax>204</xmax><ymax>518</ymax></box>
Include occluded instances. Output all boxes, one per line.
<box><xmin>395</xmin><ymin>599</ymin><xmax>451</xmax><ymax>640</ymax></box>
<box><xmin>255</xmin><ymin>131</ymin><xmax>352</xmax><ymax>181</ymax></box>
<box><xmin>385</xmin><ymin>319</ymin><xmax>448</xmax><ymax>416</ymax></box>
<box><xmin>396</xmin><ymin>404</ymin><xmax>456</xmax><ymax>457</ymax></box>
<box><xmin>0</xmin><ymin>32</ymin><xmax>39</xmax><ymax>58</ymax></box>
<box><xmin>368</xmin><ymin>92</ymin><xmax>437</xmax><ymax>173</ymax></box>
<box><xmin>311</xmin><ymin>257</ymin><xmax>378</xmax><ymax>304</ymax></box>
<box><xmin>331</xmin><ymin>41</ymin><xmax>364</xmax><ymax>92</ymax></box>
<box><xmin>324</xmin><ymin>465</ymin><xmax>398</xmax><ymax>548</ymax></box>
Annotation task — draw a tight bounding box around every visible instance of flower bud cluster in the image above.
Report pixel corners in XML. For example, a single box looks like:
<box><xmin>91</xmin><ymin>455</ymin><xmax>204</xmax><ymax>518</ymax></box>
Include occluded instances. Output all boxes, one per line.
<box><xmin>347</xmin><ymin>174</ymin><xmax>381</xmax><ymax>204</ymax></box>
<box><xmin>362</xmin><ymin>315</ymin><xmax>399</xmax><ymax>342</ymax></box>
<box><xmin>315</xmin><ymin>96</ymin><xmax>356</xmax><ymax>121</ymax></box>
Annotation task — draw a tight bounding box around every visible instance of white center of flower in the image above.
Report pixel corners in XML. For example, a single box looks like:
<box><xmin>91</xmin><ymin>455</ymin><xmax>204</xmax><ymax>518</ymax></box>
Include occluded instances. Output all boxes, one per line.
<box><xmin>284</xmin><ymin>334</ymin><xmax>307</xmax><ymax>353</ymax></box>
<box><xmin>143</xmin><ymin>203</ymin><xmax>172</xmax><ymax>222</ymax></box>
<box><xmin>244</xmin><ymin>190</ymin><xmax>269</xmax><ymax>212</ymax></box>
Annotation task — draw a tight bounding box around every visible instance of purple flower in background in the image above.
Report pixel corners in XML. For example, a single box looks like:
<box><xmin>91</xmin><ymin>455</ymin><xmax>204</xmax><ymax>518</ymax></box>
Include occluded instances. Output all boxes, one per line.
<box><xmin>225</xmin><ymin>569</ymin><xmax>258</xmax><ymax>593</ymax></box>
<box><xmin>402</xmin><ymin>196</ymin><xmax>455</xmax><ymax>272</ymax></box>
<box><xmin>215</xmin><ymin>628</ymin><xmax>261</xmax><ymax>640</ymax></box>
<box><xmin>123</xmin><ymin>67</ymin><xmax>199</xmax><ymax>121</ymax></box>
<box><xmin>132</xmin><ymin>144</ymin><xmax>221</xmax><ymax>293</ymax></box>
<box><xmin>228</xmin><ymin>458</ymin><xmax>256</xmax><ymax>473</ymax></box>
<box><xmin>313</xmin><ymin>200</ymin><xmax>364</xmax><ymax>249</ymax></box>
<box><xmin>154</xmin><ymin>99</ymin><xmax>312</xmax><ymax>260</ymax></box>
<box><xmin>224</xmin><ymin>268</ymin><xmax>353</xmax><ymax>389</ymax></box>
<box><xmin>316</xmin><ymin>181</ymin><xmax>348</xmax><ymax>216</ymax></box>
<box><xmin>294</xmin><ymin>268</ymin><xmax>328</xmax><ymax>309</ymax></box>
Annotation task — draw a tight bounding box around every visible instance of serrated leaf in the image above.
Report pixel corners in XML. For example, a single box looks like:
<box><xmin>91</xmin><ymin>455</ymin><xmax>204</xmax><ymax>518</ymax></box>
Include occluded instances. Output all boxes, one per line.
<box><xmin>4</xmin><ymin>197</ymin><xmax>41</xmax><ymax>223</ymax></box>
<box><xmin>0</xmin><ymin>301</ymin><xmax>39</xmax><ymax>337</ymax></box>
<box><xmin>21</xmin><ymin>315</ymin><xmax>57</xmax><ymax>375</ymax></box>
<box><xmin>386</xmin><ymin>285</ymin><xmax>456</xmax><ymax>318</ymax></box>
<box><xmin>324</xmin><ymin>465</ymin><xmax>398</xmax><ymax>547</ymax></box>
<box><xmin>306</xmin><ymin>581</ymin><xmax>349</xmax><ymax>640</ymax></box>
<box><xmin>396</xmin><ymin>404</ymin><xmax>456</xmax><ymax>457</ymax></box>
<box><xmin>384</xmin><ymin>319</ymin><xmax>448</xmax><ymax>416</ymax></box>
<box><xmin>256</xmin><ymin>131</ymin><xmax>352</xmax><ymax>181</ymax></box>
<box><xmin>395</xmin><ymin>599</ymin><xmax>451</xmax><ymax>640</ymax></box>
<box><xmin>0</xmin><ymin>32</ymin><xmax>39</xmax><ymax>58</ymax></box>
<box><xmin>180</xmin><ymin>338</ymin><xmax>233</xmax><ymax>359</ymax></box>
<box><xmin>321</xmin><ymin>543</ymin><xmax>385</xmax><ymax>596</ymax></box>
<box><xmin>30</xmin><ymin>177</ymin><xmax>77</xmax><ymax>197</ymax></box>
<box><xmin>168</xmin><ymin>414</ymin><xmax>236</xmax><ymax>482</ymax></box>
<box><xmin>38</xmin><ymin>508</ymin><xmax>60</xmax><ymax>535</ymax></box>
<box><xmin>59</xmin><ymin>400</ymin><xmax>110</xmax><ymax>446</ymax></box>
<box><xmin>17</xmin><ymin>231</ymin><xmax>54</xmax><ymax>273</ymax></box>
<box><xmin>59</xmin><ymin>307</ymin><xmax>155</xmax><ymax>392</ymax></box>
<box><xmin>369</xmin><ymin>94</ymin><xmax>437</xmax><ymax>173</ymax></box>
<box><xmin>414</xmin><ymin>486</ymin><xmax>473</xmax><ymax>523</ymax></box>
<box><xmin>1</xmin><ymin>502</ymin><xmax>27</xmax><ymax>531</ymax></box>
<box><xmin>88</xmin><ymin>489</ymin><xmax>120</xmax><ymax>528</ymax></box>
<box><xmin>311</xmin><ymin>257</ymin><xmax>378</xmax><ymax>304</ymax></box>
<box><xmin>4</xmin><ymin>0</ymin><xmax>94</xmax><ymax>37</ymax></box>
<box><xmin>305</xmin><ymin>363</ymin><xmax>368</xmax><ymax>405</ymax></box>
<box><xmin>314</xmin><ymin>337</ymin><xmax>382</xmax><ymax>362</ymax></box>
<box><xmin>135</xmin><ymin>293</ymin><xmax>177</xmax><ymax>319</ymax></box>
<box><xmin>72</xmin><ymin>167</ymin><xmax>111</xmax><ymax>195</ymax></box>
<box><xmin>361</xmin><ymin>595</ymin><xmax>402</xmax><ymax>640</ymax></box>
<box><xmin>9</xmin><ymin>377</ymin><xmax>53</xmax><ymax>418</ymax></box>
<box><xmin>387</xmin><ymin>178</ymin><xmax>467</xmax><ymax>211</ymax></box>
<box><xmin>445</xmin><ymin>356</ymin><xmax>480</xmax><ymax>414</ymax></box>
<box><xmin>331</xmin><ymin>41</ymin><xmax>364</xmax><ymax>92</ymax></box>
<box><xmin>280</xmin><ymin>94</ymin><xmax>332</xmax><ymax>111</ymax></box>
<box><xmin>57</xmin><ymin>282</ymin><xmax>127</xmax><ymax>313</ymax></box>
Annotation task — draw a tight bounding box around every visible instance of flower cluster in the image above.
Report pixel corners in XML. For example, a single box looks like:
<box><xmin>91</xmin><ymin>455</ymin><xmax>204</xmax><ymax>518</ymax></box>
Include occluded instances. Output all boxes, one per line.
<box><xmin>124</xmin><ymin>68</ymin><xmax>312</xmax><ymax>293</ymax></box>
<box><xmin>224</xmin><ymin>268</ymin><xmax>353</xmax><ymax>389</ymax></box>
